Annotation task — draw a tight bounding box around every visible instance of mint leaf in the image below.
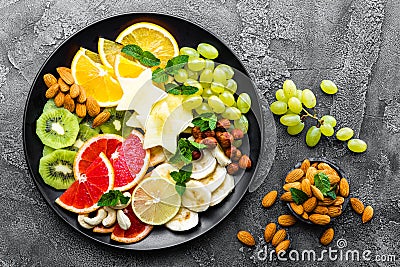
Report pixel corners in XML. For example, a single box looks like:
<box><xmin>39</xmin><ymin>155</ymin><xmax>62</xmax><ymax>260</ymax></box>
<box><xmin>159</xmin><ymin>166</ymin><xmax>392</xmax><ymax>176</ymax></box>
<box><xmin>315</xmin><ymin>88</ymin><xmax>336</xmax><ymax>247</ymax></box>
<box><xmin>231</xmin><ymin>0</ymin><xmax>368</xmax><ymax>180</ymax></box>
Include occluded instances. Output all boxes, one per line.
<box><xmin>171</xmin><ymin>166</ymin><xmax>192</xmax><ymax>195</ymax></box>
<box><xmin>326</xmin><ymin>189</ymin><xmax>337</xmax><ymax>200</ymax></box>
<box><xmin>98</xmin><ymin>190</ymin><xmax>130</xmax><ymax>206</ymax></box>
<box><xmin>290</xmin><ymin>188</ymin><xmax>309</xmax><ymax>205</ymax></box>
<box><xmin>152</xmin><ymin>68</ymin><xmax>168</xmax><ymax>83</ymax></box>
<box><xmin>170</xmin><ymin>138</ymin><xmax>206</xmax><ymax>165</ymax></box>
<box><xmin>175</xmin><ymin>183</ymin><xmax>186</xmax><ymax>196</ymax></box>
<box><xmin>139</xmin><ymin>51</ymin><xmax>160</xmax><ymax>67</ymax></box>
<box><xmin>192</xmin><ymin>113</ymin><xmax>218</xmax><ymax>131</ymax></box>
<box><xmin>189</xmin><ymin>140</ymin><xmax>207</xmax><ymax>150</ymax></box>
<box><xmin>314</xmin><ymin>172</ymin><xmax>331</xmax><ymax>195</ymax></box>
<box><xmin>121</xmin><ymin>44</ymin><xmax>143</xmax><ymax>59</ymax></box>
<box><xmin>165</xmin><ymin>84</ymin><xmax>199</xmax><ymax>95</ymax></box>
<box><xmin>165</xmin><ymin>55</ymin><xmax>189</xmax><ymax>75</ymax></box>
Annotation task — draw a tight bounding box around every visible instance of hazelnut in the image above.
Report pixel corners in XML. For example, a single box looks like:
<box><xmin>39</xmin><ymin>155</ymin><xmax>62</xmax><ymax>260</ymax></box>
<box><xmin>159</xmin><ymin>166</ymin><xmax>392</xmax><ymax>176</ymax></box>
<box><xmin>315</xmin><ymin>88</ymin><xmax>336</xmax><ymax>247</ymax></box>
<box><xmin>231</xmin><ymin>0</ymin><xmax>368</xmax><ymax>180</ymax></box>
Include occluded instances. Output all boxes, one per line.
<box><xmin>192</xmin><ymin>150</ymin><xmax>201</xmax><ymax>160</ymax></box>
<box><xmin>192</xmin><ymin>126</ymin><xmax>202</xmax><ymax>139</ymax></box>
<box><xmin>225</xmin><ymin>146</ymin><xmax>237</xmax><ymax>158</ymax></box>
<box><xmin>201</xmin><ymin>137</ymin><xmax>218</xmax><ymax>149</ymax></box>
<box><xmin>202</xmin><ymin>130</ymin><xmax>215</xmax><ymax>138</ymax></box>
<box><xmin>232</xmin><ymin>148</ymin><xmax>242</xmax><ymax>162</ymax></box>
<box><xmin>195</xmin><ymin>137</ymin><xmax>203</xmax><ymax>143</ymax></box>
<box><xmin>239</xmin><ymin>155</ymin><xmax>252</xmax><ymax>169</ymax></box>
<box><xmin>217</xmin><ymin>118</ymin><xmax>231</xmax><ymax>130</ymax></box>
<box><xmin>231</xmin><ymin>129</ymin><xmax>244</xmax><ymax>140</ymax></box>
<box><xmin>216</xmin><ymin>132</ymin><xmax>233</xmax><ymax>148</ymax></box>
<box><xmin>227</xmin><ymin>163</ymin><xmax>240</xmax><ymax>175</ymax></box>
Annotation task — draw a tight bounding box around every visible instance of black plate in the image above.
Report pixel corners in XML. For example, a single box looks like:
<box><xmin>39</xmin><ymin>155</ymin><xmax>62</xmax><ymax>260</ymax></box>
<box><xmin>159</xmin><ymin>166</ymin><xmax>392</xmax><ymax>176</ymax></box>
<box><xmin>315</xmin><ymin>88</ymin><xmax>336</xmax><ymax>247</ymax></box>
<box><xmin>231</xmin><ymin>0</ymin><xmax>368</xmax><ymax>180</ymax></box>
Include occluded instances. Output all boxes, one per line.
<box><xmin>23</xmin><ymin>13</ymin><xmax>264</xmax><ymax>250</ymax></box>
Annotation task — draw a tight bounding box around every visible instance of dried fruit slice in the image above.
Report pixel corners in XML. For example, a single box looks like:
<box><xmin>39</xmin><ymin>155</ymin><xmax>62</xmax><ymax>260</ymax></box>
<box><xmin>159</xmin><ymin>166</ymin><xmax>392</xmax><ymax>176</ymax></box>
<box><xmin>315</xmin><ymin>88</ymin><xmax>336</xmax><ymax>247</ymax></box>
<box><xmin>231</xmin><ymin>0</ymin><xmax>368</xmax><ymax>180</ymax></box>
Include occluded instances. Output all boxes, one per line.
<box><xmin>55</xmin><ymin>152</ymin><xmax>114</xmax><ymax>213</ymax></box>
<box><xmin>111</xmin><ymin>206</ymin><xmax>153</xmax><ymax>243</ymax></box>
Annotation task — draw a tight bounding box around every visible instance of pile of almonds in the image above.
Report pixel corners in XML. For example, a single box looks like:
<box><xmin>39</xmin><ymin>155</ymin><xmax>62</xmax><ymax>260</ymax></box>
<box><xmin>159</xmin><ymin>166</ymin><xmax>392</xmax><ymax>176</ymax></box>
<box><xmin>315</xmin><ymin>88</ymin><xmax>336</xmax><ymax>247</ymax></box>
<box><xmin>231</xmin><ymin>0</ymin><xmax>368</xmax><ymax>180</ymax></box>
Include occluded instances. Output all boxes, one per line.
<box><xmin>236</xmin><ymin>158</ymin><xmax>375</xmax><ymax>251</ymax></box>
<box><xmin>43</xmin><ymin>67</ymin><xmax>110</xmax><ymax>128</ymax></box>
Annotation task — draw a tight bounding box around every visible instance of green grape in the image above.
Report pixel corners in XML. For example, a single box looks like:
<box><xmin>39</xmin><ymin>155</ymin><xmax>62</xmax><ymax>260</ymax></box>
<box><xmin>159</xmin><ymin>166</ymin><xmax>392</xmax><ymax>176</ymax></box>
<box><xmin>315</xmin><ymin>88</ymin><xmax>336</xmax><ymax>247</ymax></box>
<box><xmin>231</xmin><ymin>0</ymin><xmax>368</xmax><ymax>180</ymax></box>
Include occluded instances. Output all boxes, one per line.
<box><xmin>302</xmin><ymin>89</ymin><xmax>316</xmax><ymax>108</ymax></box>
<box><xmin>225</xmin><ymin>79</ymin><xmax>237</xmax><ymax>93</ymax></box>
<box><xmin>197</xmin><ymin>43</ymin><xmax>219</xmax><ymax>59</ymax></box>
<box><xmin>234</xmin><ymin>115</ymin><xmax>249</xmax><ymax>134</ymax></box>
<box><xmin>219</xmin><ymin>91</ymin><xmax>235</xmax><ymax>106</ymax></box>
<box><xmin>321</xmin><ymin>115</ymin><xmax>337</xmax><ymax>127</ymax></box>
<box><xmin>288</xmin><ymin>97</ymin><xmax>302</xmax><ymax>114</ymax></box>
<box><xmin>199</xmin><ymin>69</ymin><xmax>213</xmax><ymax>83</ymax></box>
<box><xmin>320</xmin><ymin>80</ymin><xmax>338</xmax><ymax>95</ymax></box>
<box><xmin>182</xmin><ymin>95</ymin><xmax>203</xmax><ymax>110</ymax></box>
<box><xmin>320</xmin><ymin>124</ymin><xmax>334</xmax><ymax>137</ymax></box>
<box><xmin>173</xmin><ymin>69</ymin><xmax>188</xmax><ymax>83</ymax></box>
<box><xmin>215</xmin><ymin>64</ymin><xmax>234</xmax><ymax>79</ymax></box>
<box><xmin>306</xmin><ymin>126</ymin><xmax>321</xmax><ymax>147</ymax></box>
<box><xmin>195</xmin><ymin>103</ymin><xmax>212</xmax><ymax>114</ymax></box>
<box><xmin>275</xmin><ymin>89</ymin><xmax>288</xmax><ymax>102</ymax></box>
<box><xmin>213</xmin><ymin>67</ymin><xmax>227</xmax><ymax>84</ymax></box>
<box><xmin>188</xmin><ymin>57</ymin><xmax>205</xmax><ymax>72</ymax></box>
<box><xmin>237</xmin><ymin>93</ymin><xmax>251</xmax><ymax>113</ymax></box>
<box><xmin>296</xmin><ymin>90</ymin><xmax>303</xmax><ymax>101</ymax></box>
<box><xmin>185</xmin><ymin>67</ymin><xmax>199</xmax><ymax>80</ymax></box>
<box><xmin>222</xmin><ymin>107</ymin><xmax>241</xmax><ymax>120</ymax></box>
<box><xmin>210</xmin><ymin>82</ymin><xmax>225</xmax><ymax>94</ymax></box>
<box><xmin>205</xmin><ymin>59</ymin><xmax>215</xmax><ymax>70</ymax></box>
<box><xmin>287</xmin><ymin>122</ymin><xmax>305</xmax><ymax>135</ymax></box>
<box><xmin>233</xmin><ymin>139</ymin><xmax>243</xmax><ymax>148</ymax></box>
<box><xmin>285</xmin><ymin>110</ymin><xmax>297</xmax><ymax>115</ymax></box>
<box><xmin>180</xmin><ymin>47</ymin><xmax>199</xmax><ymax>58</ymax></box>
<box><xmin>347</xmin><ymin>139</ymin><xmax>367</xmax><ymax>153</ymax></box>
<box><xmin>202</xmin><ymin>87</ymin><xmax>214</xmax><ymax>100</ymax></box>
<box><xmin>269</xmin><ymin>101</ymin><xmax>288</xmax><ymax>115</ymax></box>
<box><xmin>283</xmin><ymin>80</ymin><xmax>297</xmax><ymax>98</ymax></box>
<box><xmin>208</xmin><ymin>95</ymin><xmax>225</xmax><ymax>113</ymax></box>
<box><xmin>336</xmin><ymin>127</ymin><xmax>354</xmax><ymax>141</ymax></box>
<box><xmin>280</xmin><ymin>114</ymin><xmax>301</xmax><ymax>126</ymax></box>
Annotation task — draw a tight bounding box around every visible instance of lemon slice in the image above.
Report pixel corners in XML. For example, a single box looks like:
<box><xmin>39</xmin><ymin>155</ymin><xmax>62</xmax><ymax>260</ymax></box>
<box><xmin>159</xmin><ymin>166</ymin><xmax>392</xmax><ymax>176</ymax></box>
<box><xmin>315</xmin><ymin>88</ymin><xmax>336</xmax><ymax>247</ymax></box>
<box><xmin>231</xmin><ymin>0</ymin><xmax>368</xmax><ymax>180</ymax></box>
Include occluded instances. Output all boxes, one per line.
<box><xmin>114</xmin><ymin>54</ymin><xmax>147</xmax><ymax>79</ymax></box>
<box><xmin>132</xmin><ymin>177</ymin><xmax>181</xmax><ymax>225</ymax></box>
<box><xmin>71</xmin><ymin>48</ymin><xmax>123</xmax><ymax>107</ymax></box>
<box><xmin>116</xmin><ymin>22</ymin><xmax>179</xmax><ymax>68</ymax></box>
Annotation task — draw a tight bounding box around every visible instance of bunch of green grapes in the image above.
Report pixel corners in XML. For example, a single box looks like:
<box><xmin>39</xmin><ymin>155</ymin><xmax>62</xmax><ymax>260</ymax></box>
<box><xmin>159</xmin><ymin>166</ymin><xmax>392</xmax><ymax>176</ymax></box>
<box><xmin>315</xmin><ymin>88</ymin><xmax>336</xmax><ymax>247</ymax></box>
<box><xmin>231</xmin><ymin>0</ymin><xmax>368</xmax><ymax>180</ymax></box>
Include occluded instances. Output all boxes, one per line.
<box><xmin>177</xmin><ymin>43</ymin><xmax>251</xmax><ymax>134</ymax></box>
<box><xmin>269</xmin><ymin>79</ymin><xmax>367</xmax><ymax>153</ymax></box>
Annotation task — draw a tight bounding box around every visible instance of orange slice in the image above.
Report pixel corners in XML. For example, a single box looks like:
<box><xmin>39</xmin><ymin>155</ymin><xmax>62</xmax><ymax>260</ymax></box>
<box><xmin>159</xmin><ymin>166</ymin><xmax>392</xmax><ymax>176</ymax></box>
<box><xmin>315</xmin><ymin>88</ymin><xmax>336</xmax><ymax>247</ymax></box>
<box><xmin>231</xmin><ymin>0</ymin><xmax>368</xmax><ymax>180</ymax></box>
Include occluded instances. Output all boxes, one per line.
<box><xmin>114</xmin><ymin>54</ymin><xmax>147</xmax><ymax>79</ymax></box>
<box><xmin>98</xmin><ymin>38</ymin><xmax>125</xmax><ymax>70</ymax></box>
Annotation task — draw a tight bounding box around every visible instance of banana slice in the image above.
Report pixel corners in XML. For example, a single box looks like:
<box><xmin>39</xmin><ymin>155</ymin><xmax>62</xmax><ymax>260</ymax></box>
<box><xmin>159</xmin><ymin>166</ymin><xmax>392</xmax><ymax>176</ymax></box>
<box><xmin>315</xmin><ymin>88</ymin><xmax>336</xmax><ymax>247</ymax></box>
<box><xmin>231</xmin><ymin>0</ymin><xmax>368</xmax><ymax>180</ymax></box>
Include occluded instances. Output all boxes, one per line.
<box><xmin>191</xmin><ymin>149</ymin><xmax>217</xmax><ymax>179</ymax></box>
<box><xmin>210</xmin><ymin>174</ymin><xmax>235</xmax><ymax>206</ymax></box>
<box><xmin>151</xmin><ymin>163</ymin><xmax>178</xmax><ymax>183</ymax></box>
<box><xmin>165</xmin><ymin>207</ymin><xmax>199</xmax><ymax>231</ymax></box>
<box><xmin>211</xmin><ymin>145</ymin><xmax>231</xmax><ymax>167</ymax></box>
<box><xmin>149</xmin><ymin>146</ymin><xmax>167</xmax><ymax>167</ymax></box>
<box><xmin>198</xmin><ymin>165</ymin><xmax>227</xmax><ymax>192</ymax></box>
<box><xmin>182</xmin><ymin>180</ymin><xmax>212</xmax><ymax>212</ymax></box>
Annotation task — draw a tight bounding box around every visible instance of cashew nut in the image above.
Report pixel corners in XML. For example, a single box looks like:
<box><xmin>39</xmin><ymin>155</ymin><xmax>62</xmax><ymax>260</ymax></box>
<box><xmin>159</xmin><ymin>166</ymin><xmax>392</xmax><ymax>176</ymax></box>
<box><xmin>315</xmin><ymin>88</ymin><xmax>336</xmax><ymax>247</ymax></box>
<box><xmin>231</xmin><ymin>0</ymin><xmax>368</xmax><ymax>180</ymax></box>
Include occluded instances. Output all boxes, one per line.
<box><xmin>102</xmin><ymin>206</ymin><xmax>117</xmax><ymax>227</ymax></box>
<box><xmin>78</xmin><ymin>214</ymin><xmax>94</xmax><ymax>229</ymax></box>
<box><xmin>112</xmin><ymin>192</ymin><xmax>132</xmax><ymax>210</ymax></box>
<box><xmin>211</xmin><ymin>145</ymin><xmax>231</xmax><ymax>167</ymax></box>
<box><xmin>117</xmin><ymin>210</ymin><xmax>131</xmax><ymax>230</ymax></box>
<box><xmin>83</xmin><ymin>208</ymin><xmax>107</xmax><ymax>226</ymax></box>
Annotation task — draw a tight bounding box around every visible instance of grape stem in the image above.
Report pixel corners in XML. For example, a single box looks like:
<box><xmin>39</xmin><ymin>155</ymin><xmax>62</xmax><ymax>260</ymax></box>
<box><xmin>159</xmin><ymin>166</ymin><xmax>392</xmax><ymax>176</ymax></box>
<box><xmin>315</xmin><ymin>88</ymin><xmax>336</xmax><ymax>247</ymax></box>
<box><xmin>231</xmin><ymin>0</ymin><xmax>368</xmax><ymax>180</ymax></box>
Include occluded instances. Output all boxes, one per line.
<box><xmin>302</xmin><ymin>108</ymin><xmax>323</xmax><ymax>126</ymax></box>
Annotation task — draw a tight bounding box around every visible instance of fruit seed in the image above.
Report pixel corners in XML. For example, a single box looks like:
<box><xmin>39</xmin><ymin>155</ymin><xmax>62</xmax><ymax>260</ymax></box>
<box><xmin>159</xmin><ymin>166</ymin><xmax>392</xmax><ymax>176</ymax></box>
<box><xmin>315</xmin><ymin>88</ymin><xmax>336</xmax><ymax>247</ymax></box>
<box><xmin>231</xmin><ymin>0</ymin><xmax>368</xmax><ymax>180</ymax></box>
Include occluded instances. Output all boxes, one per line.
<box><xmin>350</xmin><ymin>198</ymin><xmax>365</xmax><ymax>215</ymax></box>
<box><xmin>92</xmin><ymin>110</ymin><xmax>111</xmax><ymax>128</ymax></box>
<box><xmin>320</xmin><ymin>228</ymin><xmax>334</xmax><ymax>246</ymax></box>
<box><xmin>278</xmin><ymin>214</ymin><xmax>297</xmax><ymax>227</ymax></box>
<box><xmin>271</xmin><ymin>229</ymin><xmax>286</xmax><ymax>246</ymax></box>
<box><xmin>45</xmin><ymin>83</ymin><xmax>60</xmax><ymax>99</ymax></box>
<box><xmin>43</xmin><ymin>73</ymin><xmax>57</xmax><ymax>87</ymax></box>
<box><xmin>57</xmin><ymin>67</ymin><xmax>74</xmax><ymax>85</ymax></box>
<box><xmin>362</xmin><ymin>206</ymin><xmax>373</xmax><ymax>223</ymax></box>
<box><xmin>264</xmin><ymin>223</ymin><xmax>277</xmax><ymax>243</ymax></box>
<box><xmin>285</xmin><ymin>168</ymin><xmax>304</xmax><ymax>183</ymax></box>
<box><xmin>237</xmin><ymin>231</ymin><xmax>255</xmax><ymax>246</ymax></box>
<box><xmin>262</xmin><ymin>190</ymin><xmax>278</xmax><ymax>208</ymax></box>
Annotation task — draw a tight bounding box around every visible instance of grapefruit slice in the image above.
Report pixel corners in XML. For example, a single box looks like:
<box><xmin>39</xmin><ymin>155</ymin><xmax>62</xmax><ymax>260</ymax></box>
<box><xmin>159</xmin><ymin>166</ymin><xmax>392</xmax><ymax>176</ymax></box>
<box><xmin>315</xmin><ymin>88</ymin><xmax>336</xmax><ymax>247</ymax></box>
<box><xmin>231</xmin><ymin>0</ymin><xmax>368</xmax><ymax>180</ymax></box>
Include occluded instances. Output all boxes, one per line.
<box><xmin>111</xmin><ymin>206</ymin><xmax>153</xmax><ymax>243</ymax></box>
<box><xmin>55</xmin><ymin>152</ymin><xmax>114</xmax><ymax>213</ymax></box>
<box><xmin>110</xmin><ymin>130</ymin><xmax>150</xmax><ymax>191</ymax></box>
<box><xmin>74</xmin><ymin>134</ymin><xmax>124</xmax><ymax>178</ymax></box>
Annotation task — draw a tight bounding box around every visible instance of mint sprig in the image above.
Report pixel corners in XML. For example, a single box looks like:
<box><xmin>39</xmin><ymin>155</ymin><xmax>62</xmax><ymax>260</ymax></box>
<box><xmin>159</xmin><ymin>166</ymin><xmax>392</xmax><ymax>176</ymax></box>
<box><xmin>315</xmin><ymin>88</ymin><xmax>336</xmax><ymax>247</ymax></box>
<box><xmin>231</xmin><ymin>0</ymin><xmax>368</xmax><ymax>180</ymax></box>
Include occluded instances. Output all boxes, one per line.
<box><xmin>121</xmin><ymin>44</ymin><xmax>160</xmax><ymax>67</ymax></box>
<box><xmin>170</xmin><ymin>138</ymin><xmax>207</xmax><ymax>165</ymax></box>
<box><xmin>151</xmin><ymin>55</ymin><xmax>189</xmax><ymax>82</ymax></box>
<box><xmin>97</xmin><ymin>190</ymin><xmax>130</xmax><ymax>207</ymax></box>
<box><xmin>314</xmin><ymin>172</ymin><xmax>337</xmax><ymax>199</ymax></box>
<box><xmin>192</xmin><ymin>113</ymin><xmax>218</xmax><ymax>131</ymax></box>
<box><xmin>290</xmin><ymin>188</ymin><xmax>309</xmax><ymax>204</ymax></box>
<box><xmin>170</xmin><ymin>166</ymin><xmax>192</xmax><ymax>195</ymax></box>
<box><xmin>165</xmin><ymin>83</ymin><xmax>199</xmax><ymax>95</ymax></box>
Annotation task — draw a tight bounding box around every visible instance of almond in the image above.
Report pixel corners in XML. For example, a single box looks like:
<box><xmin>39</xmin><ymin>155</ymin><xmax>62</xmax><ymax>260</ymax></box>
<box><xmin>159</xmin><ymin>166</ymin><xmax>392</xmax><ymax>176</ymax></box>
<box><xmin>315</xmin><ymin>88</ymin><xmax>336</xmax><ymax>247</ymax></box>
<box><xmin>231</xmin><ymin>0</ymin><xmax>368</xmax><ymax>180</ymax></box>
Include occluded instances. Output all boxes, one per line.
<box><xmin>290</xmin><ymin>202</ymin><xmax>304</xmax><ymax>215</ymax></box>
<box><xmin>271</xmin><ymin>229</ymin><xmax>286</xmax><ymax>246</ymax></box>
<box><xmin>58</xmin><ymin>78</ymin><xmax>70</xmax><ymax>92</ymax></box>
<box><xmin>328</xmin><ymin>175</ymin><xmax>341</xmax><ymax>185</ymax></box>
<box><xmin>311</xmin><ymin>162</ymin><xmax>318</xmax><ymax>168</ymax></box>
<box><xmin>300</xmin><ymin>158</ymin><xmax>310</xmax><ymax>173</ymax></box>
<box><xmin>45</xmin><ymin>83</ymin><xmax>60</xmax><ymax>98</ymax></box>
<box><xmin>92</xmin><ymin>110</ymin><xmax>111</xmax><ymax>128</ymax></box>
<box><xmin>56</xmin><ymin>67</ymin><xmax>74</xmax><ymax>85</ymax></box>
<box><xmin>301</xmin><ymin>179</ymin><xmax>312</xmax><ymax>197</ymax></box>
<box><xmin>303</xmin><ymin>197</ymin><xmax>317</xmax><ymax>213</ymax></box>
<box><xmin>70</xmin><ymin>84</ymin><xmax>80</xmax><ymax>98</ymax></box>
<box><xmin>77</xmin><ymin>86</ymin><xmax>87</xmax><ymax>103</ymax></box>
<box><xmin>283</xmin><ymin>182</ymin><xmax>301</xmax><ymax>191</ymax></box>
<box><xmin>306</xmin><ymin>167</ymin><xmax>317</xmax><ymax>184</ymax></box>
<box><xmin>75</xmin><ymin>103</ymin><xmax>87</xmax><ymax>118</ymax></box>
<box><xmin>285</xmin><ymin>168</ymin><xmax>304</xmax><ymax>183</ymax></box>
<box><xmin>86</xmin><ymin>96</ymin><xmax>101</xmax><ymax>117</ymax></box>
<box><xmin>43</xmin><ymin>73</ymin><xmax>57</xmax><ymax>87</ymax></box>
<box><xmin>317</xmin><ymin>162</ymin><xmax>332</xmax><ymax>171</ymax></box>
<box><xmin>333</xmin><ymin>196</ymin><xmax>345</xmax><ymax>206</ymax></box>
<box><xmin>327</xmin><ymin>206</ymin><xmax>342</xmax><ymax>218</ymax></box>
<box><xmin>313</xmin><ymin>205</ymin><xmax>329</xmax><ymax>215</ymax></box>
<box><xmin>237</xmin><ymin>231</ymin><xmax>255</xmax><ymax>246</ymax></box>
<box><xmin>362</xmin><ymin>206</ymin><xmax>373</xmax><ymax>223</ymax></box>
<box><xmin>275</xmin><ymin>240</ymin><xmax>290</xmax><ymax>254</ymax></box>
<box><xmin>320</xmin><ymin>228</ymin><xmax>334</xmax><ymax>246</ymax></box>
<box><xmin>323</xmin><ymin>168</ymin><xmax>339</xmax><ymax>177</ymax></box>
<box><xmin>309</xmin><ymin>214</ymin><xmax>331</xmax><ymax>225</ymax></box>
<box><xmin>278</xmin><ymin>214</ymin><xmax>297</xmax><ymax>227</ymax></box>
<box><xmin>302</xmin><ymin>212</ymin><xmax>309</xmax><ymax>220</ymax></box>
<box><xmin>311</xmin><ymin>185</ymin><xmax>324</xmax><ymax>201</ymax></box>
<box><xmin>54</xmin><ymin>91</ymin><xmax>65</xmax><ymax>107</ymax></box>
<box><xmin>280</xmin><ymin>192</ymin><xmax>293</xmax><ymax>202</ymax></box>
<box><xmin>63</xmin><ymin>94</ymin><xmax>75</xmax><ymax>113</ymax></box>
<box><xmin>350</xmin><ymin>198</ymin><xmax>365</xmax><ymax>215</ymax></box>
<box><xmin>264</xmin><ymin>223</ymin><xmax>277</xmax><ymax>243</ymax></box>
<box><xmin>262</xmin><ymin>190</ymin><xmax>278</xmax><ymax>208</ymax></box>
<box><xmin>318</xmin><ymin>198</ymin><xmax>336</xmax><ymax>206</ymax></box>
<box><xmin>339</xmin><ymin>178</ymin><xmax>349</xmax><ymax>197</ymax></box>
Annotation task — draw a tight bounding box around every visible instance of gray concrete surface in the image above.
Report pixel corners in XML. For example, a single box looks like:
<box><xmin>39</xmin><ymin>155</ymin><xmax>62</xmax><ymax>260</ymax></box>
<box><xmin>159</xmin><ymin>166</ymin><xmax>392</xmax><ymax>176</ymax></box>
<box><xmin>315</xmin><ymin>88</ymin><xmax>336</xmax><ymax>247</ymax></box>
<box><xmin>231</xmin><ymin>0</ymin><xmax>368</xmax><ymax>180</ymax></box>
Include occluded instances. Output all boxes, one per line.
<box><xmin>0</xmin><ymin>0</ymin><xmax>399</xmax><ymax>266</ymax></box>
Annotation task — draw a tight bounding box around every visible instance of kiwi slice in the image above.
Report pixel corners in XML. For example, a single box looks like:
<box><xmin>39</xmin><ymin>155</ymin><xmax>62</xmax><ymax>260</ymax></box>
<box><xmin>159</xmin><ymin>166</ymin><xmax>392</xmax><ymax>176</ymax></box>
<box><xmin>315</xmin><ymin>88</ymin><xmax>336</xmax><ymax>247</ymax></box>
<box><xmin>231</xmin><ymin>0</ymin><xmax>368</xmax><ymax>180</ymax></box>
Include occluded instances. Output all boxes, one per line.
<box><xmin>39</xmin><ymin>149</ymin><xmax>76</xmax><ymax>190</ymax></box>
<box><xmin>69</xmin><ymin>124</ymin><xmax>99</xmax><ymax>151</ymax></box>
<box><xmin>42</xmin><ymin>99</ymin><xmax>83</xmax><ymax>123</ymax></box>
<box><xmin>100</xmin><ymin>108</ymin><xmax>125</xmax><ymax>135</ymax></box>
<box><xmin>42</xmin><ymin>145</ymin><xmax>55</xmax><ymax>156</ymax></box>
<box><xmin>36</xmin><ymin>108</ymin><xmax>79</xmax><ymax>149</ymax></box>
